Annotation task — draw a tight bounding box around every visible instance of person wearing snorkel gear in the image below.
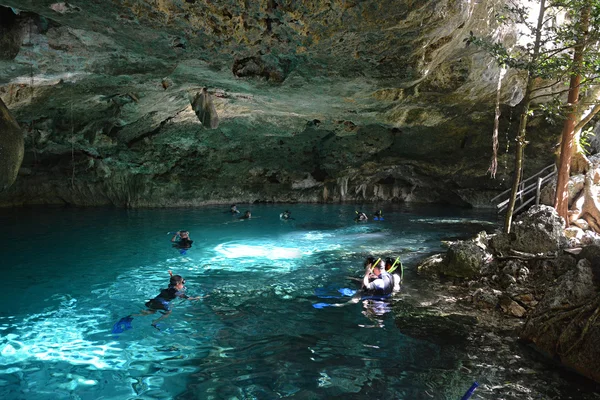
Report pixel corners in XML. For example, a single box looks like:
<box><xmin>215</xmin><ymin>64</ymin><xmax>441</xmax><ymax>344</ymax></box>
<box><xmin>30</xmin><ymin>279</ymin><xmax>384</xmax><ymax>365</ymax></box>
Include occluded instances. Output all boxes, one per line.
<box><xmin>171</xmin><ymin>230</ymin><xmax>193</xmax><ymax>249</ymax></box>
<box><xmin>140</xmin><ymin>270</ymin><xmax>201</xmax><ymax>326</ymax></box>
<box><xmin>354</xmin><ymin>211</ymin><xmax>368</xmax><ymax>222</ymax></box>
<box><xmin>280</xmin><ymin>210</ymin><xmax>294</xmax><ymax>220</ymax></box>
<box><xmin>239</xmin><ymin>210</ymin><xmax>252</xmax><ymax>220</ymax></box>
<box><xmin>230</xmin><ymin>204</ymin><xmax>240</xmax><ymax>214</ymax></box>
<box><xmin>373</xmin><ymin>210</ymin><xmax>383</xmax><ymax>220</ymax></box>
<box><xmin>362</xmin><ymin>258</ymin><xmax>394</xmax><ymax>296</ymax></box>
<box><xmin>385</xmin><ymin>257</ymin><xmax>402</xmax><ymax>292</ymax></box>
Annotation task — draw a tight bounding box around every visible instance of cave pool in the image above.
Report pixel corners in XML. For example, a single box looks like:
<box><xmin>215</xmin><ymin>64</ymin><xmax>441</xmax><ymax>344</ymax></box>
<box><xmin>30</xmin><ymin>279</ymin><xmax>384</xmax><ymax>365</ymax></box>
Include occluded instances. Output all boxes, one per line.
<box><xmin>0</xmin><ymin>204</ymin><xmax>598</xmax><ymax>399</ymax></box>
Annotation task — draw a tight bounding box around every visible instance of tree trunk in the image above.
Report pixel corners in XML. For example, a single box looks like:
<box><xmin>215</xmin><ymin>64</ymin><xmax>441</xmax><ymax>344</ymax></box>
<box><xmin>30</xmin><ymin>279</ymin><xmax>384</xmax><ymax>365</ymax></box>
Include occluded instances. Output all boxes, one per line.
<box><xmin>554</xmin><ymin>3</ymin><xmax>591</xmax><ymax>227</ymax></box>
<box><xmin>581</xmin><ymin>169</ymin><xmax>600</xmax><ymax>232</ymax></box>
<box><xmin>504</xmin><ymin>0</ymin><xmax>546</xmax><ymax>233</ymax></box>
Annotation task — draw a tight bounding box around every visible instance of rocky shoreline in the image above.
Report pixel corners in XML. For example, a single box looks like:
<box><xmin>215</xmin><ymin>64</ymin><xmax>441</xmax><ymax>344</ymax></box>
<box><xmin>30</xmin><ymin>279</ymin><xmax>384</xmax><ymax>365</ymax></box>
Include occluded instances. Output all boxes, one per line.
<box><xmin>416</xmin><ymin>205</ymin><xmax>600</xmax><ymax>385</ymax></box>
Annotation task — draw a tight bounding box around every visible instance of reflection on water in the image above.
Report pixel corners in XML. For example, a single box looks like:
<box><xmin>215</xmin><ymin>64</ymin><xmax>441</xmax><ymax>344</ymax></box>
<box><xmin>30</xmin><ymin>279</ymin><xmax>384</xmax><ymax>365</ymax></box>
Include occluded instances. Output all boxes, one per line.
<box><xmin>0</xmin><ymin>204</ymin><xmax>597</xmax><ymax>399</ymax></box>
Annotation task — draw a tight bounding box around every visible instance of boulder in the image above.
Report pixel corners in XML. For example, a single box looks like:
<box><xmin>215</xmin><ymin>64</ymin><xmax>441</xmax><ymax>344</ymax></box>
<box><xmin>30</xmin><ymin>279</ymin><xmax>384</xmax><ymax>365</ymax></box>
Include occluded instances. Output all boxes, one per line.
<box><xmin>499</xmin><ymin>296</ymin><xmax>527</xmax><ymax>318</ymax></box>
<box><xmin>490</xmin><ymin>205</ymin><xmax>566</xmax><ymax>255</ymax></box>
<box><xmin>521</xmin><ymin>259</ymin><xmax>600</xmax><ymax>382</ymax></box>
<box><xmin>471</xmin><ymin>287</ymin><xmax>501</xmax><ymax>309</ymax></box>
<box><xmin>416</xmin><ymin>254</ymin><xmax>445</xmax><ymax>277</ymax></box>
<box><xmin>441</xmin><ymin>240</ymin><xmax>488</xmax><ymax>279</ymax></box>
<box><xmin>539</xmin><ymin>174</ymin><xmax>585</xmax><ymax>207</ymax></box>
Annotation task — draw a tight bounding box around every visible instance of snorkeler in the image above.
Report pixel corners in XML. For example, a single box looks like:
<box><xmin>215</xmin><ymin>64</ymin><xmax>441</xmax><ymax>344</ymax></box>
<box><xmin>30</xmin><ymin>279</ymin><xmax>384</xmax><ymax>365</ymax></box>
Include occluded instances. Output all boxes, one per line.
<box><xmin>373</xmin><ymin>210</ymin><xmax>384</xmax><ymax>221</ymax></box>
<box><xmin>112</xmin><ymin>270</ymin><xmax>202</xmax><ymax>332</ymax></box>
<box><xmin>229</xmin><ymin>204</ymin><xmax>240</xmax><ymax>214</ymax></box>
<box><xmin>363</xmin><ymin>260</ymin><xmax>394</xmax><ymax>296</ymax></box>
<box><xmin>239</xmin><ymin>210</ymin><xmax>252</xmax><ymax>220</ymax></box>
<box><xmin>171</xmin><ymin>230</ymin><xmax>193</xmax><ymax>249</ymax></box>
<box><xmin>142</xmin><ymin>271</ymin><xmax>201</xmax><ymax>326</ymax></box>
<box><xmin>280</xmin><ymin>210</ymin><xmax>294</xmax><ymax>220</ymax></box>
<box><xmin>354</xmin><ymin>211</ymin><xmax>368</xmax><ymax>222</ymax></box>
<box><xmin>384</xmin><ymin>257</ymin><xmax>402</xmax><ymax>292</ymax></box>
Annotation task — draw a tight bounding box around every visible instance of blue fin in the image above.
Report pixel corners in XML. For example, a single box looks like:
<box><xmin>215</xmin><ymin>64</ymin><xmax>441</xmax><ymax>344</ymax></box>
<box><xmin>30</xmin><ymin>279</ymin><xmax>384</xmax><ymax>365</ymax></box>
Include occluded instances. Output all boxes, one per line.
<box><xmin>338</xmin><ymin>288</ymin><xmax>357</xmax><ymax>297</ymax></box>
<box><xmin>312</xmin><ymin>303</ymin><xmax>331</xmax><ymax>309</ymax></box>
<box><xmin>112</xmin><ymin>315</ymin><xmax>134</xmax><ymax>334</ymax></box>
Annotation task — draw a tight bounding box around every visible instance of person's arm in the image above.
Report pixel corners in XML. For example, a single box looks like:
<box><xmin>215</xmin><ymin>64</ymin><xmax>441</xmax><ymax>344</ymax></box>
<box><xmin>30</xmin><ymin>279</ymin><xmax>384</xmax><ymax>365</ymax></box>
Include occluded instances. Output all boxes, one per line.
<box><xmin>168</xmin><ymin>270</ymin><xmax>173</xmax><ymax>277</ymax></box>
<box><xmin>363</xmin><ymin>270</ymin><xmax>372</xmax><ymax>289</ymax></box>
<box><xmin>171</xmin><ymin>232</ymin><xmax>180</xmax><ymax>242</ymax></box>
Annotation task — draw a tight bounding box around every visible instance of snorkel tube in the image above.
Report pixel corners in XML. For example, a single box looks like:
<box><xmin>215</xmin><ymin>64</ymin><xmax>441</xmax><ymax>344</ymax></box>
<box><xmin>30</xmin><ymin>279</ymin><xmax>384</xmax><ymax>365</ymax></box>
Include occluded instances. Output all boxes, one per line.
<box><xmin>387</xmin><ymin>256</ymin><xmax>404</xmax><ymax>284</ymax></box>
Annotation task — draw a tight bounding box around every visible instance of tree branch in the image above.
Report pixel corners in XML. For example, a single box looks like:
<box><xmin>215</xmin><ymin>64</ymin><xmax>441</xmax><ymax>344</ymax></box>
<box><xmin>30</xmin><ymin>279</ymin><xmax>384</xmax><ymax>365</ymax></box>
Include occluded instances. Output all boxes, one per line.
<box><xmin>574</xmin><ymin>104</ymin><xmax>600</xmax><ymax>132</ymax></box>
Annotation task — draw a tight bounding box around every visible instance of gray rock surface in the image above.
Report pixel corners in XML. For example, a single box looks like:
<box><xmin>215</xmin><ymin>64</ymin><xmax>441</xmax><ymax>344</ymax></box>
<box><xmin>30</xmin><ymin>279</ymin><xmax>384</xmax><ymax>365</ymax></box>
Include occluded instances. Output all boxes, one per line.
<box><xmin>0</xmin><ymin>1</ymin><xmax>557</xmax><ymax>206</ymax></box>
<box><xmin>490</xmin><ymin>205</ymin><xmax>566</xmax><ymax>255</ymax></box>
<box><xmin>0</xmin><ymin>97</ymin><xmax>23</xmax><ymax>191</ymax></box>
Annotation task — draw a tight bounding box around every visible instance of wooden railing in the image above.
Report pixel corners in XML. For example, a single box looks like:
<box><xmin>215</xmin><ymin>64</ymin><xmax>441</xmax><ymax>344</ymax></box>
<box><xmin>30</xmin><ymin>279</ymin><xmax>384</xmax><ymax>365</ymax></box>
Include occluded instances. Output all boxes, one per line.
<box><xmin>491</xmin><ymin>164</ymin><xmax>557</xmax><ymax>214</ymax></box>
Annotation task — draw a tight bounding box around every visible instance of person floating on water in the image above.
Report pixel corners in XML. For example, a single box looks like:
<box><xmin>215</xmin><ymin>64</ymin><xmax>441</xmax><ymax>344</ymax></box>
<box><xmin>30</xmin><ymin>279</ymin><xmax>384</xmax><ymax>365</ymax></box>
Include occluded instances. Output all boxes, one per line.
<box><xmin>142</xmin><ymin>270</ymin><xmax>201</xmax><ymax>327</ymax></box>
<box><xmin>373</xmin><ymin>210</ymin><xmax>384</xmax><ymax>221</ymax></box>
<box><xmin>239</xmin><ymin>210</ymin><xmax>252</xmax><ymax>220</ymax></box>
<box><xmin>384</xmin><ymin>257</ymin><xmax>402</xmax><ymax>292</ymax></box>
<box><xmin>112</xmin><ymin>270</ymin><xmax>202</xmax><ymax>332</ymax></box>
<box><xmin>354</xmin><ymin>211</ymin><xmax>368</xmax><ymax>222</ymax></box>
<box><xmin>171</xmin><ymin>230</ymin><xmax>193</xmax><ymax>250</ymax></box>
<box><xmin>280</xmin><ymin>210</ymin><xmax>294</xmax><ymax>220</ymax></box>
<box><xmin>363</xmin><ymin>259</ymin><xmax>394</xmax><ymax>296</ymax></box>
<box><xmin>230</xmin><ymin>204</ymin><xmax>240</xmax><ymax>214</ymax></box>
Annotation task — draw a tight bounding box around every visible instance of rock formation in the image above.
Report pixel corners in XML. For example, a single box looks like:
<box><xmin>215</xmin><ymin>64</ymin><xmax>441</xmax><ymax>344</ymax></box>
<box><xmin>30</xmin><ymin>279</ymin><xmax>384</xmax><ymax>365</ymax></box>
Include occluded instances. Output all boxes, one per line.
<box><xmin>0</xmin><ymin>1</ymin><xmax>558</xmax><ymax>206</ymax></box>
<box><xmin>417</xmin><ymin>205</ymin><xmax>600</xmax><ymax>383</ymax></box>
<box><xmin>0</xmin><ymin>97</ymin><xmax>23</xmax><ymax>191</ymax></box>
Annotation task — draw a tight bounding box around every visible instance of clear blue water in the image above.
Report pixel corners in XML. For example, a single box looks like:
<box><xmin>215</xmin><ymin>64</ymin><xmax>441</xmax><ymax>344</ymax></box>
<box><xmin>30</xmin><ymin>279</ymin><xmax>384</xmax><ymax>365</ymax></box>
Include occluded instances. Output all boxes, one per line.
<box><xmin>0</xmin><ymin>204</ymin><xmax>597</xmax><ymax>400</ymax></box>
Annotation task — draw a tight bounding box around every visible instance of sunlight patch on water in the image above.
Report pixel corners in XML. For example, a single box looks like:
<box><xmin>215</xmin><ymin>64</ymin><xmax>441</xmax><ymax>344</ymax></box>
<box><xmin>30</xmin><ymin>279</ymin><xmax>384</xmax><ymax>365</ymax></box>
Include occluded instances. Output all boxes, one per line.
<box><xmin>0</xmin><ymin>297</ymin><xmax>124</xmax><ymax>372</ymax></box>
<box><xmin>410</xmin><ymin>218</ymin><xmax>497</xmax><ymax>226</ymax></box>
<box><xmin>215</xmin><ymin>243</ymin><xmax>305</xmax><ymax>259</ymax></box>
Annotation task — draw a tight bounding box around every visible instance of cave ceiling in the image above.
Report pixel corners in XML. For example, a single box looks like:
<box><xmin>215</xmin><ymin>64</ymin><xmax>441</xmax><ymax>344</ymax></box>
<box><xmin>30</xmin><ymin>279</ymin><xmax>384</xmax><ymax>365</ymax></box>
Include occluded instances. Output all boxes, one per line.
<box><xmin>0</xmin><ymin>0</ymin><xmax>555</xmax><ymax>207</ymax></box>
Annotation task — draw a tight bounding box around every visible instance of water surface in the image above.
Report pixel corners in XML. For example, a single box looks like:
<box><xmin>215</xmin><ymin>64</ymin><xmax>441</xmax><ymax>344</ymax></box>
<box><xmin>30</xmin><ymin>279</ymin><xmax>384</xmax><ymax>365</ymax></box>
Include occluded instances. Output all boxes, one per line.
<box><xmin>0</xmin><ymin>204</ymin><xmax>597</xmax><ymax>399</ymax></box>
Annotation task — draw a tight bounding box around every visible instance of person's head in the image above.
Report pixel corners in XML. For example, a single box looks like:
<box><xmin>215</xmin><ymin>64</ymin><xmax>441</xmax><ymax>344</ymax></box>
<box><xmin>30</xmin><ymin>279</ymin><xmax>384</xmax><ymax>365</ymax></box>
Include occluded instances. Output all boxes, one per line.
<box><xmin>385</xmin><ymin>258</ymin><xmax>393</xmax><ymax>268</ymax></box>
<box><xmin>231</xmin><ymin>204</ymin><xmax>237</xmax><ymax>210</ymax></box>
<box><xmin>373</xmin><ymin>261</ymin><xmax>384</xmax><ymax>274</ymax></box>
<box><xmin>364</xmin><ymin>257</ymin><xmax>375</xmax><ymax>267</ymax></box>
<box><xmin>169</xmin><ymin>274</ymin><xmax>186</xmax><ymax>289</ymax></box>
<box><xmin>244</xmin><ymin>211</ymin><xmax>251</xmax><ymax>217</ymax></box>
<box><xmin>179</xmin><ymin>230</ymin><xmax>190</xmax><ymax>239</ymax></box>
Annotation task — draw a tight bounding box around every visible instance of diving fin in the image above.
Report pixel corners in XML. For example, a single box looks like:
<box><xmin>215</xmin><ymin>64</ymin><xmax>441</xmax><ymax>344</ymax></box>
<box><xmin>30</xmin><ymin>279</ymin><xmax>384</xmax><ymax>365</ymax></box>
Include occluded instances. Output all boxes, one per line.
<box><xmin>112</xmin><ymin>315</ymin><xmax>134</xmax><ymax>334</ymax></box>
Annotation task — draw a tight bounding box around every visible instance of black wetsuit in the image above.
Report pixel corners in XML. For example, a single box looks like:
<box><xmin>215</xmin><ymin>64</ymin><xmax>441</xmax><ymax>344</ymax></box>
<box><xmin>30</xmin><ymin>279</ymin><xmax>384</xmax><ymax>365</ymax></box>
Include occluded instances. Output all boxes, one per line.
<box><xmin>173</xmin><ymin>238</ymin><xmax>193</xmax><ymax>249</ymax></box>
<box><xmin>145</xmin><ymin>286</ymin><xmax>188</xmax><ymax>311</ymax></box>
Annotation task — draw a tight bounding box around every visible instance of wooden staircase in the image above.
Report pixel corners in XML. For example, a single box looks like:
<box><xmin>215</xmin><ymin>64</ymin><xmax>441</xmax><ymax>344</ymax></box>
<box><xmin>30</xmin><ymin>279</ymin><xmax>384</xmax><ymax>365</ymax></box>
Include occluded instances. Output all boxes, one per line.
<box><xmin>491</xmin><ymin>164</ymin><xmax>557</xmax><ymax>214</ymax></box>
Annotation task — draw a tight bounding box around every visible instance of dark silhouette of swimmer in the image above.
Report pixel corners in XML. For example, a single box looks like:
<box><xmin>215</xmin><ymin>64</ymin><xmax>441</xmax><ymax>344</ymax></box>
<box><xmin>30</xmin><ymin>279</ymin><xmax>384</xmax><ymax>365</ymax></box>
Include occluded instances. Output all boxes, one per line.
<box><xmin>229</xmin><ymin>204</ymin><xmax>240</xmax><ymax>214</ymax></box>
<box><xmin>354</xmin><ymin>211</ymin><xmax>368</xmax><ymax>222</ymax></box>
<box><xmin>280</xmin><ymin>210</ymin><xmax>294</xmax><ymax>220</ymax></box>
<box><xmin>113</xmin><ymin>270</ymin><xmax>203</xmax><ymax>332</ymax></box>
<box><xmin>171</xmin><ymin>230</ymin><xmax>193</xmax><ymax>249</ymax></box>
<box><xmin>239</xmin><ymin>211</ymin><xmax>252</xmax><ymax>220</ymax></box>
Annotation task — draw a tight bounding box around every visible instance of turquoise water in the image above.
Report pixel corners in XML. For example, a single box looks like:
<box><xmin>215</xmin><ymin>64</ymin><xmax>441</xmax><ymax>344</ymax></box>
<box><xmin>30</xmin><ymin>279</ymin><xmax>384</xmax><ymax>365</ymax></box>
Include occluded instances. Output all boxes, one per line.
<box><xmin>0</xmin><ymin>204</ymin><xmax>597</xmax><ymax>399</ymax></box>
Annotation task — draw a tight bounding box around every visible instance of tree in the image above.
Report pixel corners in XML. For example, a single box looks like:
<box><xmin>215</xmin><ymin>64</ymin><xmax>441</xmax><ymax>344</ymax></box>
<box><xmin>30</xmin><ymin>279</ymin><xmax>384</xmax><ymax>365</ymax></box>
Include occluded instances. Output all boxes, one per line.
<box><xmin>554</xmin><ymin>0</ymin><xmax>593</xmax><ymax>225</ymax></box>
<box><xmin>471</xmin><ymin>0</ymin><xmax>600</xmax><ymax>232</ymax></box>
